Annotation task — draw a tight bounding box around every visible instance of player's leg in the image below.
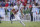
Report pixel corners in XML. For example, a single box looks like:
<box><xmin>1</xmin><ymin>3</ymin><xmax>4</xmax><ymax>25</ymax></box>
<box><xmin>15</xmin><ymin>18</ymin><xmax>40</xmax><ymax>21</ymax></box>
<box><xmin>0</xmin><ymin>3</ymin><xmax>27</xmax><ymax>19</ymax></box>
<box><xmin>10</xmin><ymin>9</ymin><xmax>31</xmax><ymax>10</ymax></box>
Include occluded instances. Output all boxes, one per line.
<box><xmin>14</xmin><ymin>13</ymin><xmax>25</xmax><ymax>26</ymax></box>
<box><xmin>11</xmin><ymin>14</ymin><xmax>15</xmax><ymax>24</ymax></box>
<box><xmin>11</xmin><ymin>18</ymin><xmax>13</xmax><ymax>24</ymax></box>
<box><xmin>10</xmin><ymin>14</ymin><xmax>13</xmax><ymax>24</ymax></box>
<box><xmin>20</xmin><ymin>20</ymin><xmax>25</xmax><ymax>26</ymax></box>
<box><xmin>16</xmin><ymin>14</ymin><xmax>25</xmax><ymax>26</ymax></box>
<box><xmin>33</xmin><ymin>16</ymin><xmax>34</xmax><ymax>22</ymax></box>
<box><xmin>0</xmin><ymin>19</ymin><xmax>1</xmax><ymax>23</ymax></box>
<box><xmin>33</xmin><ymin>13</ymin><xmax>35</xmax><ymax>22</ymax></box>
<box><xmin>35</xmin><ymin>13</ymin><xmax>36</xmax><ymax>22</ymax></box>
<box><xmin>0</xmin><ymin>16</ymin><xmax>2</xmax><ymax>23</ymax></box>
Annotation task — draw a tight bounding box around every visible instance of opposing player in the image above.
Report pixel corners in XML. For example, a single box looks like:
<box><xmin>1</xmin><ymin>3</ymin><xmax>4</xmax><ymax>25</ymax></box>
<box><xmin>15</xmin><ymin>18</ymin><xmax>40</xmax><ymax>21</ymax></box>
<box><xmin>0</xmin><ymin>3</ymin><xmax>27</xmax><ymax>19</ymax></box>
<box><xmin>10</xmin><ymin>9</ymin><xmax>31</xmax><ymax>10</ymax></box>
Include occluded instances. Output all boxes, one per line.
<box><xmin>11</xmin><ymin>1</ymin><xmax>25</xmax><ymax>26</ymax></box>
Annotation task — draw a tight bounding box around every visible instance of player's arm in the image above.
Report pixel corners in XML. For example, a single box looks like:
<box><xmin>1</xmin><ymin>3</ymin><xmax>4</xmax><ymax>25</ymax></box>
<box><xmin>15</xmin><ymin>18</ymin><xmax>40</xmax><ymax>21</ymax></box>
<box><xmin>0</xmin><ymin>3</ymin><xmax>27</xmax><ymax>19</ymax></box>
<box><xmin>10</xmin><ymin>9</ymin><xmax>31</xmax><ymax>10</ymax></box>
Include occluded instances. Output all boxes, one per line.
<box><xmin>20</xmin><ymin>9</ymin><xmax>24</xmax><ymax>17</ymax></box>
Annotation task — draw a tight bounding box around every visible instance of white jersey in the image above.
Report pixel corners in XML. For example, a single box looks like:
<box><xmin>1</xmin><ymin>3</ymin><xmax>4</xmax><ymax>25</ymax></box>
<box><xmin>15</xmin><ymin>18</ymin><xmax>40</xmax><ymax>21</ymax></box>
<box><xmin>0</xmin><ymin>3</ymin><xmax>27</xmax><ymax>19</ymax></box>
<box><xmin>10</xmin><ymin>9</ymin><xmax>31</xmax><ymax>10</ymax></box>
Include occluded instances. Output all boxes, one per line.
<box><xmin>0</xmin><ymin>8</ymin><xmax>5</xmax><ymax>17</ymax></box>
<box><xmin>13</xmin><ymin>4</ymin><xmax>24</xmax><ymax>20</ymax></box>
<box><xmin>13</xmin><ymin>3</ymin><xmax>24</xmax><ymax>15</ymax></box>
<box><xmin>0</xmin><ymin>7</ymin><xmax>5</xmax><ymax>21</ymax></box>
<box><xmin>13</xmin><ymin>5</ymin><xmax>20</xmax><ymax>20</ymax></box>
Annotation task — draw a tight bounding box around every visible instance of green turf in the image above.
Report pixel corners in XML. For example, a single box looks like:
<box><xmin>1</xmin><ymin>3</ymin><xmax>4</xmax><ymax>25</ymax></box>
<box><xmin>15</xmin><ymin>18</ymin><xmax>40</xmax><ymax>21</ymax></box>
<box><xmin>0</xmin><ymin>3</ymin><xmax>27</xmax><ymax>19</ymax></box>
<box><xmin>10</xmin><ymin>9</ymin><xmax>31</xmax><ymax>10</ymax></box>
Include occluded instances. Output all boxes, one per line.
<box><xmin>0</xmin><ymin>21</ymin><xmax>40</xmax><ymax>27</ymax></box>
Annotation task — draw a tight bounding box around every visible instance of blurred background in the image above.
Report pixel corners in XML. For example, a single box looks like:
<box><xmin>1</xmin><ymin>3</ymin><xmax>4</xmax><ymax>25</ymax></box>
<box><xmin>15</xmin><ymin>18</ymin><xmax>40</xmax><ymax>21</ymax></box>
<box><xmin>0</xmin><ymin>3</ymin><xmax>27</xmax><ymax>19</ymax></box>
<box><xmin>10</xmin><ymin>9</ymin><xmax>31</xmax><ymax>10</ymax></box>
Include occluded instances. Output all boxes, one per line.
<box><xmin>0</xmin><ymin>0</ymin><xmax>40</xmax><ymax>21</ymax></box>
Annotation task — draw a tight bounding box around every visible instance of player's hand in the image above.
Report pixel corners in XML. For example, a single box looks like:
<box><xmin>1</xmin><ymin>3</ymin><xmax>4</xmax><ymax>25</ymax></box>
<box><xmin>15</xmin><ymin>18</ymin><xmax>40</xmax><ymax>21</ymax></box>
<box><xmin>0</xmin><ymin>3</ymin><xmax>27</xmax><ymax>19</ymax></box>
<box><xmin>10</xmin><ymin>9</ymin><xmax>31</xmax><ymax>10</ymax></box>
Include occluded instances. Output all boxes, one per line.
<box><xmin>22</xmin><ymin>14</ymin><xmax>24</xmax><ymax>18</ymax></box>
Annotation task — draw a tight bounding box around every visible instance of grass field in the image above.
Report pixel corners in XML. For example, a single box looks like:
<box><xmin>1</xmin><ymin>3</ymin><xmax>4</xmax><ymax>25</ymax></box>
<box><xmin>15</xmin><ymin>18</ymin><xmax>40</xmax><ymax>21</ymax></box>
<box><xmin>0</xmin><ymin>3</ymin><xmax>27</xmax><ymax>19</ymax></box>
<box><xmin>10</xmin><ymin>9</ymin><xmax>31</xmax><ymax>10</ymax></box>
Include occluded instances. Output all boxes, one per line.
<box><xmin>0</xmin><ymin>21</ymin><xmax>40</xmax><ymax>27</ymax></box>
